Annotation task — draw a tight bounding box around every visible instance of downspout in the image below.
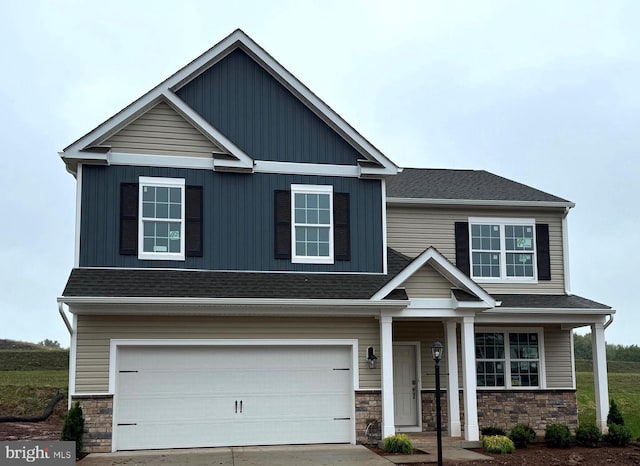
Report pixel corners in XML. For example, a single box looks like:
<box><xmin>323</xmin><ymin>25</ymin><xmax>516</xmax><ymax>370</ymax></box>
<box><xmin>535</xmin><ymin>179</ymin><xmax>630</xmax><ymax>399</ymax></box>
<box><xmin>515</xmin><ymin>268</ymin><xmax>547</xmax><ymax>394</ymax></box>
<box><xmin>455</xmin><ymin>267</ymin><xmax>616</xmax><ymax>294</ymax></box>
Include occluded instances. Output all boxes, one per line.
<box><xmin>562</xmin><ymin>206</ymin><xmax>572</xmax><ymax>294</ymax></box>
<box><xmin>58</xmin><ymin>302</ymin><xmax>72</xmax><ymax>334</ymax></box>
<box><xmin>58</xmin><ymin>302</ymin><xmax>75</xmax><ymax>408</ymax></box>
<box><xmin>604</xmin><ymin>313</ymin><xmax>614</xmax><ymax>330</ymax></box>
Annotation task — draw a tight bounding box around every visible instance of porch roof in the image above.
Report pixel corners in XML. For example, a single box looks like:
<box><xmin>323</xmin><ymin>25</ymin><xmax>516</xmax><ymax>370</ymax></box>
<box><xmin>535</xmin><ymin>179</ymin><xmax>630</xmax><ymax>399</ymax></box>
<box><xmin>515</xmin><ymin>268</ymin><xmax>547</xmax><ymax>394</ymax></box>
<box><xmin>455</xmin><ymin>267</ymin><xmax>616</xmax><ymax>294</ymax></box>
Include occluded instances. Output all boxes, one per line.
<box><xmin>493</xmin><ymin>294</ymin><xmax>611</xmax><ymax>309</ymax></box>
<box><xmin>61</xmin><ymin>248</ymin><xmax>411</xmax><ymax>300</ymax></box>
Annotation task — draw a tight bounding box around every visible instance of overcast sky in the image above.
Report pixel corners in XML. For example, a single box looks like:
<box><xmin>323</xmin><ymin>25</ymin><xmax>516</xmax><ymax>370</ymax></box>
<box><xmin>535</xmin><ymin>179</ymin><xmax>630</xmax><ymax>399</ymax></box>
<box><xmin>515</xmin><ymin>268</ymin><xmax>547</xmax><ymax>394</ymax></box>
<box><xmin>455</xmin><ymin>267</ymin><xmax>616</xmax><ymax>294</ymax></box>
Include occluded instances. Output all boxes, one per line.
<box><xmin>0</xmin><ymin>1</ymin><xmax>637</xmax><ymax>347</ymax></box>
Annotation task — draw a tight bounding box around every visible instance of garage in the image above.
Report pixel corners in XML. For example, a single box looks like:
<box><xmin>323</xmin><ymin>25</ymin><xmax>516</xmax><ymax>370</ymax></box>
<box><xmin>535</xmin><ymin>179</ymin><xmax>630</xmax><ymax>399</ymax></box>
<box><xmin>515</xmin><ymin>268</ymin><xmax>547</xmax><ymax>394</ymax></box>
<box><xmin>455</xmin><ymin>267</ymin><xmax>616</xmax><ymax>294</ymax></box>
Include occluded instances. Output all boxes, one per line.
<box><xmin>114</xmin><ymin>344</ymin><xmax>354</xmax><ymax>450</ymax></box>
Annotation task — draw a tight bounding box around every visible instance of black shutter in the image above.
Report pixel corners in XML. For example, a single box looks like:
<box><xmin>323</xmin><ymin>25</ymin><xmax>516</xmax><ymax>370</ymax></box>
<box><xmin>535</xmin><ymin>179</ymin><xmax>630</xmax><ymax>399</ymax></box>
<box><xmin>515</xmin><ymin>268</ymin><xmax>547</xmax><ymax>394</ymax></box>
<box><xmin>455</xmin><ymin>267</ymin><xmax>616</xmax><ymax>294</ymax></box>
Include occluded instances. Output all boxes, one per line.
<box><xmin>274</xmin><ymin>190</ymin><xmax>291</xmax><ymax>259</ymax></box>
<box><xmin>186</xmin><ymin>186</ymin><xmax>203</xmax><ymax>257</ymax></box>
<box><xmin>120</xmin><ymin>183</ymin><xmax>138</xmax><ymax>255</ymax></box>
<box><xmin>334</xmin><ymin>193</ymin><xmax>350</xmax><ymax>261</ymax></box>
<box><xmin>455</xmin><ymin>222</ymin><xmax>470</xmax><ymax>276</ymax></box>
<box><xmin>536</xmin><ymin>223</ymin><xmax>551</xmax><ymax>280</ymax></box>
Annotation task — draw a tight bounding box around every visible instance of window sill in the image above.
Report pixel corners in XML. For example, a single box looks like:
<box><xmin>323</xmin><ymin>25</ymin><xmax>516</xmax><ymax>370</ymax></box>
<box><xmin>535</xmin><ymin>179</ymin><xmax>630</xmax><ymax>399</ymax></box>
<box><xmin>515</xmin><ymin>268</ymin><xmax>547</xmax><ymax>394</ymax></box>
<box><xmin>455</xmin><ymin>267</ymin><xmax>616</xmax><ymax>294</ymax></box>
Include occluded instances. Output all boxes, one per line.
<box><xmin>477</xmin><ymin>386</ymin><xmax>543</xmax><ymax>391</ymax></box>
<box><xmin>138</xmin><ymin>253</ymin><xmax>186</xmax><ymax>261</ymax></box>
<box><xmin>473</xmin><ymin>278</ymin><xmax>538</xmax><ymax>285</ymax></box>
<box><xmin>292</xmin><ymin>256</ymin><xmax>334</xmax><ymax>265</ymax></box>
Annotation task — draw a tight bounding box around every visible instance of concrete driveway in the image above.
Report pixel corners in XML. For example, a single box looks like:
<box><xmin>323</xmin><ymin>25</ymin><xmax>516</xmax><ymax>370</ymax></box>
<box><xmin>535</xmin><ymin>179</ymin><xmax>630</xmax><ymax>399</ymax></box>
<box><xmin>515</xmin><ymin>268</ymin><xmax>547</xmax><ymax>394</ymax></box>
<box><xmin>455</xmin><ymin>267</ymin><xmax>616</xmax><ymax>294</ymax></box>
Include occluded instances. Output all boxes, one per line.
<box><xmin>77</xmin><ymin>444</ymin><xmax>395</xmax><ymax>466</ymax></box>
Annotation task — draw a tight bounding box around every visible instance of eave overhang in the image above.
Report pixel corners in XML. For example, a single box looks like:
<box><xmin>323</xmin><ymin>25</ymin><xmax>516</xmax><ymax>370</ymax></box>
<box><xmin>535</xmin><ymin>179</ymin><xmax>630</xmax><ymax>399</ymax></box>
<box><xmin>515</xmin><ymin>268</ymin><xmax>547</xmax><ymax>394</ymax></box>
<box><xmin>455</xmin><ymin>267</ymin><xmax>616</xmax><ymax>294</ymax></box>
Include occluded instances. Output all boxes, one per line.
<box><xmin>57</xmin><ymin>296</ymin><xmax>409</xmax><ymax>316</ymax></box>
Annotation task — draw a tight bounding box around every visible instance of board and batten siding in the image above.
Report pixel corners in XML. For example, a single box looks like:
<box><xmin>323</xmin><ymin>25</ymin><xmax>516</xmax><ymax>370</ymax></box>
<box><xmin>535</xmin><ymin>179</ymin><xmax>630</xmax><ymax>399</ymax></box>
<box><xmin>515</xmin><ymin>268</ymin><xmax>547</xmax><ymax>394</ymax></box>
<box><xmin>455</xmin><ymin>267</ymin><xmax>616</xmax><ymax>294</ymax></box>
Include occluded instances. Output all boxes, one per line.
<box><xmin>386</xmin><ymin>205</ymin><xmax>565</xmax><ymax>294</ymax></box>
<box><xmin>102</xmin><ymin>101</ymin><xmax>224</xmax><ymax>157</ymax></box>
<box><xmin>80</xmin><ymin>165</ymin><xmax>384</xmax><ymax>272</ymax></box>
<box><xmin>176</xmin><ymin>49</ymin><xmax>363</xmax><ymax>166</ymax></box>
<box><xmin>74</xmin><ymin>315</ymin><xmax>381</xmax><ymax>393</ymax></box>
<box><xmin>402</xmin><ymin>264</ymin><xmax>453</xmax><ymax>298</ymax></box>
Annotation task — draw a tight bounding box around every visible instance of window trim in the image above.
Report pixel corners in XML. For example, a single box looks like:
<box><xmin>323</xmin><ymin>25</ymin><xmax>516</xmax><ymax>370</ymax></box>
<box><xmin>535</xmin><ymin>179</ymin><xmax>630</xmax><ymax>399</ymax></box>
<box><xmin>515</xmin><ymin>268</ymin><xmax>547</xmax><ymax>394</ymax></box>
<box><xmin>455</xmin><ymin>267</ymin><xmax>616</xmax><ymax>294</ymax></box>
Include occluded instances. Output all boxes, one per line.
<box><xmin>468</xmin><ymin>217</ymin><xmax>538</xmax><ymax>283</ymax></box>
<box><xmin>475</xmin><ymin>327</ymin><xmax>546</xmax><ymax>390</ymax></box>
<box><xmin>291</xmin><ymin>184</ymin><xmax>334</xmax><ymax>264</ymax></box>
<box><xmin>138</xmin><ymin>176</ymin><xmax>186</xmax><ymax>261</ymax></box>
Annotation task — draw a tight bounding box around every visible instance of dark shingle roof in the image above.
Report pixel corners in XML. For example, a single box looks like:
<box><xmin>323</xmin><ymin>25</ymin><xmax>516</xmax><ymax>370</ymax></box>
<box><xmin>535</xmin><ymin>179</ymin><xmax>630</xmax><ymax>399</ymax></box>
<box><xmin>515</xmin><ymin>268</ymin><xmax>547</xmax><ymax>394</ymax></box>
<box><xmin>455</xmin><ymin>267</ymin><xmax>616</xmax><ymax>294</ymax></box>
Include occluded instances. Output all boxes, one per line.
<box><xmin>62</xmin><ymin>249</ymin><xmax>411</xmax><ymax>300</ymax></box>
<box><xmin>386</xmin><ymin>168</ymin><xmax>570</xmax><ymax>203</ymax></box>
<box><xmin>452</xmin><ymin>289</ymin><xmax>482</xmax><ymax>302</ymax></box>
<box><xmin>493</xmin><ymin>294</ymin><xmax>611</xmax><ymax>309</ymax></box>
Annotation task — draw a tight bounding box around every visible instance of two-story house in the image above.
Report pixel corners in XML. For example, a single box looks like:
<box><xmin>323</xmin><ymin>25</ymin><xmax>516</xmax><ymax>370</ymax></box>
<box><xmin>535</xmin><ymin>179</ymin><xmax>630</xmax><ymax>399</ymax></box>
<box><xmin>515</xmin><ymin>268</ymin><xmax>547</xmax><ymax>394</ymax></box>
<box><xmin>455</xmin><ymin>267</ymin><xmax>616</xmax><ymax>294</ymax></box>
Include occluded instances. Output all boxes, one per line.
<box><xmin>58</xmin><ymin>30</ymin><xmax>614</xmax><ymax>453</ymax></box>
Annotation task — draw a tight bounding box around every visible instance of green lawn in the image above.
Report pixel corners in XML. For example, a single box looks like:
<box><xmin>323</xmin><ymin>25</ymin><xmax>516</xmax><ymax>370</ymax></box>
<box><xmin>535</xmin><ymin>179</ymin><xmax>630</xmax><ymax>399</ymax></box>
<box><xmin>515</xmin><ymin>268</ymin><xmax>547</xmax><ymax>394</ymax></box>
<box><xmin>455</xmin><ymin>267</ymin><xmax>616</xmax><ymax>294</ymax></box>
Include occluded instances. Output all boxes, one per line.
<box><xmin>0</xmin><ymin>370</ymin><xmax>68</xmax><ymax>417</ymax></box>
<box><xmin>0</xmin><ymin>370</ymin><xmax>68</xmax><ymax>388</ymax></box>
<box><xmin>577</xmin><ymin>371</ymin><xmax>640</xmax><ymax>439</ymax></box>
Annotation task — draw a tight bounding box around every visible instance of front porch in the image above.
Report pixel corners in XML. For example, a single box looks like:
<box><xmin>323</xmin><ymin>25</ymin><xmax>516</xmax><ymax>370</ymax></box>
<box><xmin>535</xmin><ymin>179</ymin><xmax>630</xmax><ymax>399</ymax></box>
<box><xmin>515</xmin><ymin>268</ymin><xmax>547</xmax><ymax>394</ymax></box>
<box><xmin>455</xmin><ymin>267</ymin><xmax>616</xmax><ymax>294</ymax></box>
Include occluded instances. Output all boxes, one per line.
<box><xmin>368</xmin><ymin>315</ymin><xmax>609</xmax><ymax>443</ymax></box>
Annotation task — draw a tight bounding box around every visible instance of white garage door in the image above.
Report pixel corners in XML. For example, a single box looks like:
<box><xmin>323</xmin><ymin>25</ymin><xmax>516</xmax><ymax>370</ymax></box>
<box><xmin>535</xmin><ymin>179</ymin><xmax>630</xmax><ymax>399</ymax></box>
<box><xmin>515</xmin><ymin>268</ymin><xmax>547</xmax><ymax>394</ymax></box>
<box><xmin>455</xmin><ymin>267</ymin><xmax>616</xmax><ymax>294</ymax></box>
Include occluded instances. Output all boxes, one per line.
<box><xmin>114</xmin><ymin>345</ymin><xmax>354</xmax><ymax>450</ymax></box>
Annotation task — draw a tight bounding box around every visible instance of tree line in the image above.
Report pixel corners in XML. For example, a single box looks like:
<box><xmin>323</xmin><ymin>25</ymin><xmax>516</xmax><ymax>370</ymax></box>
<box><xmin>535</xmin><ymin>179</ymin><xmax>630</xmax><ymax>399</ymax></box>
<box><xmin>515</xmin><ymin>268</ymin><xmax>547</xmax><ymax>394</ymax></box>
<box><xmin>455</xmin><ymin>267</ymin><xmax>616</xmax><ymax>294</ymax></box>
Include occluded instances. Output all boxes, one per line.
<box><xmin>574</xmin><ymin>333</ymin><xmax>640</xmax><ymax>362</ymax></box>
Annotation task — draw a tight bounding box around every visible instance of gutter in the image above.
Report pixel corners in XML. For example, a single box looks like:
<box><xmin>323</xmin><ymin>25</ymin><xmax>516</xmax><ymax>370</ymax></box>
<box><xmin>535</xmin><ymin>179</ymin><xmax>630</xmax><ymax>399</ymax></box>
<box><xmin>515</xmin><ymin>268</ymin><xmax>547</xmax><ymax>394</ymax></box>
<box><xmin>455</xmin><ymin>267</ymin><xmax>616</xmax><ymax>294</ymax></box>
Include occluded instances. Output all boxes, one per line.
<box><xmin>57</xmin><ymin>296</ymin><xmax>408</xmax><ymax>307</ymax></box>
<box><xmin>386</xmin><ymin>197</ymin><xmax>575</xmax><ymax>209</ymax></box>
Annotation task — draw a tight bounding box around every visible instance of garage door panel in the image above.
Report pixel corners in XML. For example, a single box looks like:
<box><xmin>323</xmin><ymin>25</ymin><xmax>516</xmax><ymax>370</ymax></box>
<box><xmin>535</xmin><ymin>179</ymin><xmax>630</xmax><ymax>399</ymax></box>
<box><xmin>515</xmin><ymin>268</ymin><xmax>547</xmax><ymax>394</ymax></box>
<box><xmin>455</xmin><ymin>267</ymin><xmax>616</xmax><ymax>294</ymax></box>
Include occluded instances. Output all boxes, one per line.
<box><xmin>238</xmin><ymin>392</ymin><xmax>351</xmax><ymax>418</ymax></box>
<box><xmin>115</xmin><ymin>345</ymin><xmax>354</xmax><ymax>450</ymax></box>
<box><xmin>117</xmin><ymin>395</ymin><xmax>234</xmax><ymax>423</ymax></box>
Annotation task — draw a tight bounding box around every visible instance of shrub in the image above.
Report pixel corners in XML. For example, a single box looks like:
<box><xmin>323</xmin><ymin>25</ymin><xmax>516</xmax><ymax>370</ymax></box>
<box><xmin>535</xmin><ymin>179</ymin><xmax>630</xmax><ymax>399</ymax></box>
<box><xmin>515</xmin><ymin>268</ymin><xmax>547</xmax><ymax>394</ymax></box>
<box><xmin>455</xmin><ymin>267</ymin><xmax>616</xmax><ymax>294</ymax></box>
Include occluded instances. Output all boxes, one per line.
<box><xmin>544</xmin><ymin>424</ymin><xmax>571</xmax><ymax>448</ymax></box>
<box><xmin>481</xmin><ymin>426</ymin><xmax>507</xmax><ymax>437</ymax></box>
<box><xmin>382</xmin><ymin>433</ymin><xmax>413</xmax><ymax>454</ymax></box>
<box><xmin>575</xmin><ymin>424</ymin><xmax>602</xmax><ymax>447</ymax></box>
<box><xmin>482</xmin><ymin>435</ymin><xmax>515</xmax><ymax>454</ymax></box>
<box><xmin>61</xmin><ymin>402</ymin><xmax>84</xmax><ymax>458</ymax></box>
<box><xmin>604</xmin><ymin>423</ymin><xmax>633</xmax><ymax>446</ymax></box>
<box><xmin>508</xmin><ymin>424</ymin><xmax>536</xmax><ymax>448</ymax></box>
<box><xmin>607</xmin><ymin>399</ymin><xmax>624</xmax><ymax>426</ymax></box>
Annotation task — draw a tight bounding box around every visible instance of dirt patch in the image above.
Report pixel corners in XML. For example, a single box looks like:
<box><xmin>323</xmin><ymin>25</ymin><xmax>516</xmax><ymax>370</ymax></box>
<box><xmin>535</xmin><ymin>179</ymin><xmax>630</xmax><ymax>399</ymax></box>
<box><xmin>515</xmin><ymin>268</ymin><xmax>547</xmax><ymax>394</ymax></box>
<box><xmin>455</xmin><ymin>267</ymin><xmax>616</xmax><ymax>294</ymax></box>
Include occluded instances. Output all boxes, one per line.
<box><xmin>447</xmin><ymin>443</ymin><xmax>640</xmax><ymax>466</ymax></box>
<box><xmin>0</xmin><ymin>399</ymin><xmax>66</xmax><ymax>441</ymax></box>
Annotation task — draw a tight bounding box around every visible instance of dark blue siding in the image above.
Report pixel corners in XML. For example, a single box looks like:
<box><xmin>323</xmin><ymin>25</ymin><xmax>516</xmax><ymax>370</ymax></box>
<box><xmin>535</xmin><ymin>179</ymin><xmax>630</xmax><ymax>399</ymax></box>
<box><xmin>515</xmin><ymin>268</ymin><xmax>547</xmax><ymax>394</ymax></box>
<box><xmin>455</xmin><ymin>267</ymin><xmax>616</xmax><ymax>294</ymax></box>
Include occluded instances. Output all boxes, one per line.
<box><xmin>80</xmin><ymin>165</ymin><xmax>383</xmax><ymax>272</ymax></box>
<box><xmin>176</xmin><ymin>49</ymin><xmax>363</xmax><ymax>165</ymax></box>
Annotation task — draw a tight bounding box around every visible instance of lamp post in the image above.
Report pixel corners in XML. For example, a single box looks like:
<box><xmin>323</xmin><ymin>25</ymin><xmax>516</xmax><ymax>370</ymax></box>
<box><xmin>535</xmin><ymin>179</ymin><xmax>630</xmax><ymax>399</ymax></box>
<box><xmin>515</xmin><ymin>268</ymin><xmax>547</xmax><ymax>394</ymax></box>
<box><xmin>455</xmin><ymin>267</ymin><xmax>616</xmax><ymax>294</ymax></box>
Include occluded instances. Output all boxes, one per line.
<box><xmin>432</xmin><ymin>340</ymin><xmax>443</xmax><ymax>466</ymax></box>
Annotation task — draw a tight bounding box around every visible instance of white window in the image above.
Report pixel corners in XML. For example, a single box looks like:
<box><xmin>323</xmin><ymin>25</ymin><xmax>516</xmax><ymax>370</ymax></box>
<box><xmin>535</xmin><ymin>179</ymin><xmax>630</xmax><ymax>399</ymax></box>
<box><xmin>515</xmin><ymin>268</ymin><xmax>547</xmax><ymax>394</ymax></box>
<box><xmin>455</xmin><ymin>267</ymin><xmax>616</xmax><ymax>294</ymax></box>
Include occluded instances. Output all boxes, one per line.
<box><xmin>475</xmin><ymin>329</ymin><xmax>544</xmax><ymax>389</ymax></box>
<box><xmin>469</xmin><ymin>218</ymin><xmax>537</xmax><ymax>281</ymax></box>
<box><xmin>138</xmin><ymin>177</ymin><xmax>185</xmax><ymax>261</ymax></box>
<box><xmin>291</xmin><ymin>184</ymin><xmax>334</xmax><ymax>264</ymax></box>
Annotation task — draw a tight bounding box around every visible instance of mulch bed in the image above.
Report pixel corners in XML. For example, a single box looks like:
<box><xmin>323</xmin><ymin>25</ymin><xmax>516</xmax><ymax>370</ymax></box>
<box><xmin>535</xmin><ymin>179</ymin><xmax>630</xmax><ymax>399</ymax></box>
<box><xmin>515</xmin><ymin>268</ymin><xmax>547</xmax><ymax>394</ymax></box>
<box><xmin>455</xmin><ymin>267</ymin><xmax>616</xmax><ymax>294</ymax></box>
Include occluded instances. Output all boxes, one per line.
<box><xmin>368</xmin><ymin>442</ymin><xmax>640</xmax><ymax>465</ymax></box>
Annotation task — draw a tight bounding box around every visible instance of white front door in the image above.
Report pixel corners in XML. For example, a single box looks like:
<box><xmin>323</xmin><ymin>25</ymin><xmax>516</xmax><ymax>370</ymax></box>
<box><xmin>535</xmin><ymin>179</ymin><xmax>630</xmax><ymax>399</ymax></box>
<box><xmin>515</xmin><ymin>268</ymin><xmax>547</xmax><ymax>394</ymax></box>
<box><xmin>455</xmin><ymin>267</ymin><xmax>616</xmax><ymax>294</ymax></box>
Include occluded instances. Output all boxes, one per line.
<box><xmin>393</xmin><ymin>344</ymin><xmax>420</xmax><ymax>428</ymax></box>
<box><xmin>114</xmin><ymin>345</ymin><xmax>353</xmax><ymax>450</ymax></box>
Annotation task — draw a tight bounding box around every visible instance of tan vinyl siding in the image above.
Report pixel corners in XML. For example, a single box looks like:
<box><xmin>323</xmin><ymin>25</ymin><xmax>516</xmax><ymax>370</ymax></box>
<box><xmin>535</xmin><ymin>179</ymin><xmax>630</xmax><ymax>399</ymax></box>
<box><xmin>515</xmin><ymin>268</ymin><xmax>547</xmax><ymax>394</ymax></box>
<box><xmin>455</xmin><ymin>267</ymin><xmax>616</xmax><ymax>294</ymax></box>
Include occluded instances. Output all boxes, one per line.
<box><xmin>403</xmin><ymin>264</ymin><xmax>453</xmax><ymax>298</ymax></box>
<box><xmin>74</xmin><ymin>314</ymin><xmax>380</xmax><ymax>393</ymax></box>
<box><xmin>103</xmin><ymin>101</ymin><xmax>225</xmax><ymax>157</ymax></box>
<box><xmin>387</xmin><ymin>205</ymin><xmax>565</xmax><ymax>294</ymax></box>
<box><xmin>544</xmin><ymin>326</ymin><xmax>574</xmax><ymax>388</ymax></box>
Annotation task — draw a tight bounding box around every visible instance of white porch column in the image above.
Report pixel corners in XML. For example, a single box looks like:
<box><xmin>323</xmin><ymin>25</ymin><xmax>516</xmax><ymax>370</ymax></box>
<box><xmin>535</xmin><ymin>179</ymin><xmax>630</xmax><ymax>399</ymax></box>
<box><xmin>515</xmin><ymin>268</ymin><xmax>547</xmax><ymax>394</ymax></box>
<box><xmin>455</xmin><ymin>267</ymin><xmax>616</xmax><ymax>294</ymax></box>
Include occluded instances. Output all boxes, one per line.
<box><xmin>460</xmin><ymin>315</ymin><xmax>479</xmax><ymax>441</ymax></box>
<box><xmin>445</xmin><ymin>320</ymin><xmax>461</xmax><ymax>437</ymax></box>
<box><xmin>591</xmin><ymin>322</ymin><xmax>610</xmax><ymax>433</ymax></box>
<box><xmin>380</xmin><ymin>315</ymin><xmax>396</xmax><ymax>438</ymax></box>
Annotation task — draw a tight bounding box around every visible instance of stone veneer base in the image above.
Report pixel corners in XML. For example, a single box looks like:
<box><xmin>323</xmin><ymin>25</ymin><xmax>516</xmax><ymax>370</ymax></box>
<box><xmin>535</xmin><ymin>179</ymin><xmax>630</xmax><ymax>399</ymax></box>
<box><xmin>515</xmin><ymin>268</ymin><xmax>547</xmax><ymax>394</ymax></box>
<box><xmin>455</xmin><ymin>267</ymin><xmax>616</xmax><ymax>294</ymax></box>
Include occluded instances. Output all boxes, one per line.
<box><xmin>72</xmin><ymin>389</ymin><xmax>576</xmax><ymax>451</ymax></box>
<box><xmin>70</xmin><ymin>394</ymin><xmax>113</xmax><ymax>453</ymax></box>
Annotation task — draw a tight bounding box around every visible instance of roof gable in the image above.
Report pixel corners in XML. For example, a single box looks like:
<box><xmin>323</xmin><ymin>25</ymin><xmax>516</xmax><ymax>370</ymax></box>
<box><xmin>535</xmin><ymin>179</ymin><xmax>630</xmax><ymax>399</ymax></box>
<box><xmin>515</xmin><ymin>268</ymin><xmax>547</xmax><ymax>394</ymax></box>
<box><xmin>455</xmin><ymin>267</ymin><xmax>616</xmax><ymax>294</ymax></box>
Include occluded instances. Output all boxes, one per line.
<box><xmin>371</xmin><ymin>246</ymin><xmax>495</xmax><ymax>307</ymax></box>
<box><xmin>61</xmin><ymin>29</ymin><xmax>398</xmax><ymax>177</ymax></box>
<box><xmin>402</xmin><ymin>263</ymin><xmax>456</xmax><ymax>299</ymax></box>
<box><xmin>102</xmin><ymin>100</ymin><xmax>228</xmax><ymax>158</ymax></box>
